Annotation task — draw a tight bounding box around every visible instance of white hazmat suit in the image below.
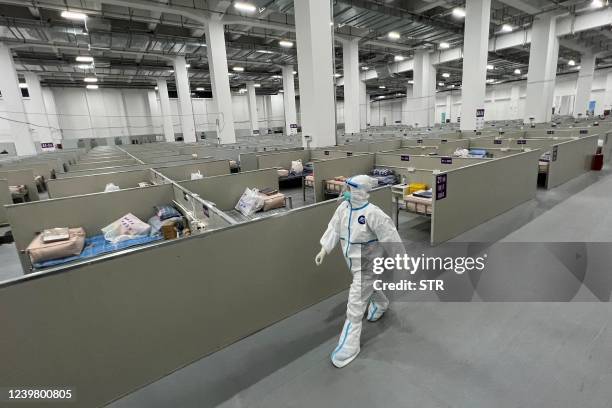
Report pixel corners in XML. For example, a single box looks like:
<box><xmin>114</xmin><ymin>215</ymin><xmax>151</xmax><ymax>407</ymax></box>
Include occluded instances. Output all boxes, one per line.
<box><xmin>315</xmin><ymin>175</ymin><xmax>403</xmax><ymax>368</ymax></box>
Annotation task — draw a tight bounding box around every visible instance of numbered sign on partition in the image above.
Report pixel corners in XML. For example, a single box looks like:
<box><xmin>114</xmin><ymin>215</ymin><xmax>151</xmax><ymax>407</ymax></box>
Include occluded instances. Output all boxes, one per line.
<box><xmin>417</xmin><ymin>139</ymin><xmax>423</xmax><ymax>144</ymax></box>
<box><xmin>580</xmin><ymin>129</ymin><xmax>588</xmax><ymax>135</ymax></box>
<box><xmin>40</xmin><ymin>142</ymin><xmax>55</xmax><ymax>152</ymax></box>
<box><xmin>517</xmin><ymin>140</ymin><xmax>527</xmax><ymax>145</ymax></box>
<box><xmin>552</xmin><ymin>146</ymin><xmax>558</xmax><ymax>162</ymax></box>
<box><xmin>401</xmin><ymin>155</ymin><xmax>410</xmax><ymax>162</ymax></box>
<box><xmin>547</xmin><ymin>130</ymin><xmax>555</xmax><ymax>135</ymax></box>
<box><xmin>494</xmin><ymin>139</ymin><xmax>502</xmax><ymax>145</ymax></box>
<box><xmin>475</xmin><ymin>108</ymin><xmax>485</xmax><ymax>130</ymax></box>
<box><xmin>436</xmin><ymin>174</ymin><xmax>447</xmax><ymax>200</ymax></box>
<box><xmin>202</xmin><ymin>204</ymin><xmax>210</xmax><ymax>218</ymax></box>
<box><xmin>441</xmin><ymin>157</ymin><xmax>452</xmax><ymax>165</ymax></box>
<box><xmin>346</xmin><ymin>152</ymin><xmax>353</xmax><ymax>157</ymax></box>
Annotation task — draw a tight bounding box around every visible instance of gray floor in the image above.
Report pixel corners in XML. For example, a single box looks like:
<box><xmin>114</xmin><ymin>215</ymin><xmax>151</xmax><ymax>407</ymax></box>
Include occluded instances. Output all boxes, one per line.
<box><xmin>108</xmin><ymin>166</ymin><xmax>612</xmax><ymax>408</ymax></box>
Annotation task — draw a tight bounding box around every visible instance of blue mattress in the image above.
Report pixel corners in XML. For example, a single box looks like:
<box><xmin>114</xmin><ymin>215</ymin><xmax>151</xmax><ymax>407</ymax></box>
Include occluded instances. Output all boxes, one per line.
<box><xmin>34</xmin><ymin>233</ymin><xmax>162</xmax><ymax>269</ymax></box>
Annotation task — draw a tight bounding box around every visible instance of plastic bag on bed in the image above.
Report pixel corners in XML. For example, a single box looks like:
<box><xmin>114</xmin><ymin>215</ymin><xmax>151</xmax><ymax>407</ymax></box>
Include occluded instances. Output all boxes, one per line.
<box><xmin>191</xmin><ymin>171</ymin><xmax>203</xmax><ymax>180</ymax></box>
<box><xmin>235</xmin><ymin>187</ymin><xmax>265</xmax><ymax>216</ymax></box>
<box><xmin>102</xmin><ymin>213</ymin><xmax>151</xmax><ymax>244</ymax></box>
<box><xmin>290</xmin><ymin>160</ymin><xmax>303</xmax><ymax>175</ymax></box>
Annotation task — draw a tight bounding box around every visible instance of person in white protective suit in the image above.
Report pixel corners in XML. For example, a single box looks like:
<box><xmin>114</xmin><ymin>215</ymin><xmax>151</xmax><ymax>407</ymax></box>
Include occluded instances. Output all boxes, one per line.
<box><xmin>315</xmin><ymin>174</ymin><xmax>404</xmax><ymax>368</ymax></box>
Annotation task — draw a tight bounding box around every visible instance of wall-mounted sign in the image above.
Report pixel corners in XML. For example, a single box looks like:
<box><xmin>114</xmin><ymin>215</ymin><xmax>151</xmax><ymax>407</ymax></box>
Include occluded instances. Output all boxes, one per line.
<box><xmin>41</xmin><ymin>142</ymin><xmax>54</xmax><ymax>148</ymax></box>
<box><xmin>441</xmin><ymin>157</ymin><xmax>452</xmax><ymax>165</ymax></box>
<box><xmin>436</xmin><ymin>174</ymin><xmax>447</xmax><ymax>200</ymax></box>
<box><xmin>400</xmin><ymin>155</ymin><xmax>410</xmax><ymax>162</ymax></box>
<box><xmin>252</xmin><ymin>130</ymin><xmax>260</xmax><ymax>135</ymax></box>
<box><xmin>417</xmin><ymin>139</ymin><xmax>423</xmax><ymax>144</ymax></box>
<box><xmin>547</xmin><ymin>130</ymin><xmax>555</xmax><ymax>135</ymax></box>
<box><xmin>289</xmin><ymin>124</ymin><xmax>298</xmax><ymax>129</ymax></box>
<box><xmin>346</xmin><ymin>152</ymin><xmax>353</xmax><ymax>157</ymax></box>
<box><xmin>517</xmin><ymin>139</ymin><xmax>527</xmax><ymax>145</ymax></box>
<box><xmin>324</xmin><ymin>150</ymin><xmax>330</xmax><ymax>156</ymax></box>
<box><xmin>476</xmin><ymin>109</ymin><xmax>485</xmax><ymax>118</ymax></box>
<box><xmin>441</xmin><ymin>139</ymin><xmax>448</xmax><ymax>143</ymax></box>
<box><xmin>494</xmin><ymin>139</ymin><xmax>502</xmax><ymax>145</ymax></box>
<box><xmin>580</xmin><ymin>129</ymin><xmax>588</xmax><ymax>135</ymax></box>
<box><xmin>552</xmin><ymin>146</ymin><xmax>558</xmax><ymax>162</ymax></box>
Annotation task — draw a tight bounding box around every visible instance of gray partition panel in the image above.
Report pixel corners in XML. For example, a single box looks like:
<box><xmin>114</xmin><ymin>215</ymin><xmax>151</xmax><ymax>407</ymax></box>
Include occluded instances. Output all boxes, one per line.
<box><xmin>547</xmin><ymin>135</ymin><xmax>599</xmax><ymax>189</ymax></box>
<box><xmin>179</xmin><ymin>169</ymin><xmax>279</xmax><ymax>211</ymax></box>
<box><xmin>69</xmin><ymin>159</ymin><xmax>138</xmax><ymax>171</ymax></box>
<box><xmin>0</xmin><ymin>169</ymin><xmax>39</xmax><ymax>201</ymax></box>
<box><xmin>0</xmin><ymin>188</ymin><xmax>391</xmax><ymax>408</ymax></box>
<box><xmin>311</xmin><ymin>150</ymin><xmax>357</xmax><ymax>160</ymax></box>
<box><xmin>256</xmin><ymin>150</ymin><xmax>311</xmax><ymax>170</ymax></box>
<box><xmin>432</xmin><ymin>150</ymin><xmax>541</xmax><ymax>244</ymax></box>
<box><xmin>312</xmin><ymin>154</ymin><xmax>376</xmax><ymax>201</ymax></box>
<box><xmin>375</xmin><ymin>153</ymin><xmax>485</xmax><ymax>171</ymax></box>
<box><xmin>154</xmin><ymin>160</ymin><xmax>231</xmax><ymax>181</ymax></box>
<box><xmin>6</xmin><ymin>184</ymin><xmax>176</xmax><ymax>271</ymax></box>
<box><xmin>238</xmin><ymin>152</ymin><xmax>258</xmax><ymax>171</ymax></box>
<box><xmin>0</xmin><ymin>179</ymin><xmax>10</xmax><ymax>224</ymax></box>
<box><xmin>47</xmin><ymin>169</ymin><xmax>151</xmax><ymax>198</ymax></box>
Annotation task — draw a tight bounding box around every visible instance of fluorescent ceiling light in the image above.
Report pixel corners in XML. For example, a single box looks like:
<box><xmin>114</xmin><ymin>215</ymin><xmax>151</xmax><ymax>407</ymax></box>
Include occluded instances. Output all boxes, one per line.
<box><xmin>185</xmin><ymin>64</ymin><xmax>191</xmax><ymax>68</ymax></box>
<box><xmin>438</xmin><ymin>82</ymin><xmax>445</xmax><ymax>86</ymax></box>
<box><xmin>568</xmin><ymin>59</ymin><xmax>576</xmax><ymax>66</ymax></box>
<box><xmin>486</xmin><ymin>78</ymin><xmax>495</xmax><ymax>83</ymax></box>
<box><xmin>272</xmin><ymin>75</ymin><xmax>282</xmax><ymax>79</ymax></box>
<box><xmin>577</xmin><ymin>65</ymin><xmax>581</xmax><ymax>70</ymax></box>
<box><xmin>75</xmin><ymin>56</ymin><xmax>93</xmax><ymax>62</ymax></box>
<box><xmin>86</xmin><ymin>84</ymin><xmax>99</xmax><ymax>89</ymax></box>
<box><xmin>254</xmin><ymin>83</ymin><xmax>261</xmax><ymax>88</ymax></box>
<box><xmin>361</xmin><ymin>66</ymin><xmax>369</xmax><ymax>71</ymax></box>
<box><xmin>591</xmin><ymin>0</ymin><xmax>604</xmax><ymax>8</ymax></box>
<box><xmin>77</xmin><ymin>64</ymin><xmax>93</xmax><ymax>69</ymax></box>
<box><xmin>334</xmin><ymin>73</ymin><xmax>342</xmax><ymax>78</ymax></box>
<box><xmin>487</xmin><ymin>64</ymin><xmax>494</xmax><ymax>70</ymax></box>
<box><xmin>258</xmin><ymin>50</ymin><xmax>274</xmax><ymax>54</ymax></box>
<box><xmin>233</xmin><ymin>66</ymin><xmax>244</xmax><ymax>72</ymax></box>
<box><xmin>196</xmin><ymin>87</ymin><xmax>205</xmax><ymax>91</ymax></box>
<box><xmin>18</xmin><ymin>83</ymin><xmax>27</xmax><ymax>89</ymax></box>
<box><xmin>61</xmin><ymin>11</ymin><xmax>87</xmax><ymax>20</ymax></box>
<box><xmin>279</xmin><ymin>40</ymin><xmax>293</xmax><ymax>48</ymax></box>
<box><xmin>388</xmin><ymin>31</ymin><xmax>400</xmax><ymax>40</ymax></box>
<box><xmin>452</xmin><ymin>8</ymin><xmax>466</xmax><ymax>18</ymax></box>
<box><xmin>450</xmin><ymin>84</ymin><xmax>456</xmax><ymax>88</ymax></box>
<box><xmin>501</xmin><ymin>24</ymin><xmax>513</xmax><ymax>33</ymax></box>
<box><xmin>514</xmin><ymin>69</ymin><xmax>521</xmax><ymax>74</ymax></box>
<box><xmin>292</xmin><ymin>71</ymin><xmax>297</xmax><ymax>75</ymax></box>
<box><xmin>155</xmin><ymin>86</ymin><xmax>159</xmax><ymax>90</ymax></box>
<box><xmin>442</xmin><ymin>72</ymin><xmax>450</xmax><ymax>78</ymax></box>
<box><xmin>408</xmin><ymin>80</ymin><xmax>414</xmax><ymax>84</ymax></box>
<box><xmin>84</xmin><ymin>77</ymin><xmax>98</xmax><ymax>83</ymax></box>
<box><xmin>439</xmin><ymin>42</ymin><xmax>450</xmax><ymax>49</ymax></box>
<box><xmin>394</xmin><ymin>55</ymin><xmax>405</xmax><ymax>62</ymax></box>
<box><xmin>238</xmin><ymin>88</ymin><xmax>247</xmax><ymax>93</ymax></box>
<box><xmin>200</xmin><ymin>43</ymin><xmax>207</xmax><ymax>47</ymax></box>
<box><xmin>234</xmin><ymin>2</ymin><xmax>256</xmax><ymax>13</ymax></box>
<box><xmin>379</xmin><ymin>85</ymin><xmax>386</xmax><ymax>89</ymax></box>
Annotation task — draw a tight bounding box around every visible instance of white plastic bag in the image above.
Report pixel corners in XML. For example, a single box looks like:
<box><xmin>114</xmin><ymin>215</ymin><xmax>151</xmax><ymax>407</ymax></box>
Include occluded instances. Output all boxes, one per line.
<box><xmin>102</xmin><ymin>213</ymin><xmax>151</xmax><ymax>244</ymax></box>
<box><xmin>235</xmin><ymin>188</ymin><xmax>265</xmax><ymax>216</ymax></box>
<box><xmin>104</xmin><ymin>183</ymin><xmax>120</xmax><ymax>192</ymax></box>
<box><xmin>453</xmin><ymin>148</ymin><xmax>469</xmax><ymax>158</ymax></box>
<box><xmin>290</xmin><ymin>159</ymin><xmax>303</xmax><ymax>174</ymax></box>
<box><xmin>191</xmin><ymin>171</ymin><xmax>203</xmax><ymax>180</ymax></box>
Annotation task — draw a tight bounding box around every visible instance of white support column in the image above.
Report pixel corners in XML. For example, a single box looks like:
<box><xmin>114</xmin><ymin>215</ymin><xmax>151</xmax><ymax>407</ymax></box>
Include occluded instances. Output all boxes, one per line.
<box><xmin>359</xmin><ymin>80</ymin><xmax>368</xmax><ymax>130</ymax></box>
<box><xmin>605</xmin><ymin>70</ymin><xmax>612</xmax><ymax>112</ymax></box>
<box><xmin>147</xmin><ymin>90</ymin><xmax>161</xmax><ymax>140</ymax></box>
<box><xmin>156</xmin><ymin>79</ymin><xmax>175</xmax><ymax>142</ymax></box>
<box><xmin>509</xmin><ymin>85</ymin><xmax>520</xmax><ymax>119</ymax></box>
<box><xmin>574</xmin><ymin>53</ymin><xmax>596</xmax><ymax>117</ymax></box>
<box><xmin>23</xmin><ymin>72</ymin><xmax>52</xmax><ymax>145</ymax></box>
<box><xmin>173</xmin><ymin>56</ymin><xmax>196</xmax><ymax>142</ymax></box>
<box><xmin>282</xmin><ymin>65</ymin><xmax>298</xmax><ymax>135</ymax></box>
<box><xmin>264</xmin><ymin>96</ymin><xmax>273</xmax><ymax>133</ymax></box>
<box><xmin>42</xmin><ymin>88</ymin><xmax>62</xmax><ymax>145</ymax></box>
<box><xmin>524</xmin><ymin>13</ymin><xmax>559</xmax><ymax>124</ymax></box>
<box><xmin>342</xmin><ymin>38</ymin><xmax>361</xmax><ymax>134</ymax></box>
<box><xmin>0</xmin><ymin>43</ymin><xmax>36</xmax><ymax>155</ymax></box>
<box><xmin>409</xmin><ymin>51</ymin><xmax>436</xmax><ymax>128</ymax></box>
<box><xmin>460</xmin><ymin>0</ymin><xmax>491</xmax><ymax>131</ymax></box>
<box><xmin>294</xmin><ymin>0</ymin><xmax>336</xmax><ymax>147</ymax></box>
<box><xmin>445</xmin><ymin>94</ymin><xmax>452</xmax><ymax>123</ymax></box>
<box><xmin>205</xmin><ymin>19</ymin><xmax>236</xmax><ymax>144</ymax></box>
<box><xmin>246</xmin><ymin>82</ymin><xmax>259</xmax><ymax>135</ymax></box>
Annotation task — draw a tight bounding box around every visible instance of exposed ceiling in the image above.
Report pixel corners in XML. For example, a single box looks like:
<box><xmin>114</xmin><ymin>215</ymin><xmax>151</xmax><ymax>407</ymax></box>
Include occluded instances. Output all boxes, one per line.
<box><xmin>0</xmin><ymin>0</ymin><xmax>611</xmax><ymax>99</ymax></box>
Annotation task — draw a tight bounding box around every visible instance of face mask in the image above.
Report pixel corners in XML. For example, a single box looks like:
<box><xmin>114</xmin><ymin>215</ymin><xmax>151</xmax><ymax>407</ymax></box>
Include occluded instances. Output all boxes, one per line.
<box><xmin>342</xmin><ymin>191</ymin><xmax>351</xmax><ymax>201</ymax></box>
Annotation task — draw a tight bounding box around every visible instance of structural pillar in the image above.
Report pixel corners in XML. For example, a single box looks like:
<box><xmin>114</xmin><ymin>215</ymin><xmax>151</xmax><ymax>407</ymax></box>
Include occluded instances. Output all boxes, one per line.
<box><xmin>409</xmin><ymin>51</ymin><xmax>436</xmax><ymax>128</ymax></box>
<box><xmin>0</xmin><ymin>43</ymin><xmax>36</xmax><ymax>155</ymax></box>
<box><xmin>205</xmin><ymin>19</ymin><xmax>236</xmax><ymax>144</ymax></box>
<box><xmin>444</xmin><ymin>93</ymin><xmax>452</xmax><ymax>123</ymax></box>
<box><xmin>173</xmin><ymin>56</ymin><xmax>196</xmax><ymax>142</ymax></box>
<box><xmin>605</xmin><ymin>70</ymin><xmax>612</xmax><ymax>112</ymax></box>
<box><xmin>246</xmin><ymin>82</ymin><xmax>259</xmax><ymax>135</ymax></box>
<box><xmin>524</xmin><ymin>13</ymin><xmax>559</xmax><ymax>124</ymax></box>
<box><xmin>509</xmin><ymin>85</ymin><xmax>520</xmax><ymax>119</ymax></box>
<box><xmin>460</xmin><ymin>0</ymin><xmax>491</xmax><ymax>131</ymax></box>
<box><xmin>23</xmin><ymin>72</ymin><xmax>52</xmax><ymax>144</ymax></box>
<box><xmin>359</xmin><ymin>80</ymin><xmax>368</xmax><ymax>130</ymax></box>
<box><xmin>294</xmin><ymin>0</ymin><xmax>336</xmax><ymax>147</ymax></box>
<box><xmin>156</xmin><ymin>79</ymin><xmax>175</xmax><ymax>142</ymax></box>
<box><xmin>282</xmin><ymin>65</ymin><xmax>298</xmax><ymax>136</ymax></box>
<box><xmin>574</xmin><ymin>53</ymin><xmax>596</xmax><ymax>117</ymax></box>
<box><xmin>342</xmin><ymin>38</ymin><xmax>361</xmax><ymax>134</ymax></box>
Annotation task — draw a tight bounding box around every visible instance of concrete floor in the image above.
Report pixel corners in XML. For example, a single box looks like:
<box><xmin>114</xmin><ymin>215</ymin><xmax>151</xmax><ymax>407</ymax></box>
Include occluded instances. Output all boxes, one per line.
<box><xmin>108</xmin><ymin>166</ymin><xmax>612</xmax><ymax>408</ymax></box>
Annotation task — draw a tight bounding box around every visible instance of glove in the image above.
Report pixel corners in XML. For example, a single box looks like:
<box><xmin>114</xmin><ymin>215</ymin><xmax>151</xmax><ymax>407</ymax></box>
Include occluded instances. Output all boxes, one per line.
<box><xmin>315</xmin><ymin>247</ymin><xmax>326</xmax><ymax>266</ymax></box>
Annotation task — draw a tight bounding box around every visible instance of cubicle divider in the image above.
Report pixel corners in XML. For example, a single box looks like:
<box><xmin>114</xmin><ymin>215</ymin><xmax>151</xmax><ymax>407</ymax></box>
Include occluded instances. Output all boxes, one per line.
<box><xmin>179</xmin><ymin>169</ymin><xmax>279</xmax><ymax>211</ymax></box>
<box><xmin>0</xmin><ymin>161</ymin><xmax>57</xmax><ymax>181</ymax></box>
<box><xmin>0</xmin><ymin>179</ymin><xmax>10</xmax><ymax>224</ymax></box>
<box><xmin>0</xmin><ymin>169</ymin><xmax>40</xmax><ymax>201</ymax></box>
<box><xmin>47</xmin><ymin>169</ymin><xmax>154</xmax><ymax>198</ymax></box>
<box><xmin>68</xmin><ymin>158</ymin><xmax>139</xmax><ymax>172</ymax></box>
<box><xmin>311</xmin><ymin>154</ymin><xmax>376</xmax><ymax>201</ymax></box>
<box><xmin>153</xmin><ymin>160</ymin><xmax>231</xmax><ymax>181</ymax></box>
<box><xmin>0</xmin><ymin>187</ymin><xmax>391</xmax><ymax>408</ymax></box>
<box><xmin>255</xmin><ymin>150</ymin><xmax>310</xmax><ymax>170</ymax></box>
<box><xmin>546</xmin><ymin>135</ymin><xmax>599</xmax><ymax>189</ymax></box>
<box><xmin>311</xmin><ymin>149</ymin><xmax>358</xmax><ymax>160</ymax></box>
<box><xmin>431</xmin><ymin>150</ymin><xmax>541</xmax><ymax>244</ymax></box>
<box><xmin>375</xmin><ymin>153</ymin><xmax>486</xmax><ymax>171</ymax></box>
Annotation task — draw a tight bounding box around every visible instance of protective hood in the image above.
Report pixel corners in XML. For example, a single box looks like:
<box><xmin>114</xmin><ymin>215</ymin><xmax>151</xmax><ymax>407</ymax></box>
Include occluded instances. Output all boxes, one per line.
<box><xmin>346</xmin><ymin>175</ymin><xmax>376</xmax><ymax>207</ymax></box>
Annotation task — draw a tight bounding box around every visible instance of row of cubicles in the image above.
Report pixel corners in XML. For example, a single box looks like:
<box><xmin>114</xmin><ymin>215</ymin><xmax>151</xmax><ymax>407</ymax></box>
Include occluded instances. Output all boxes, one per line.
<box><xmin>0</xmin><ymin>123</ymin><xmax>608</xmax><ymax>407</ymax></box>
